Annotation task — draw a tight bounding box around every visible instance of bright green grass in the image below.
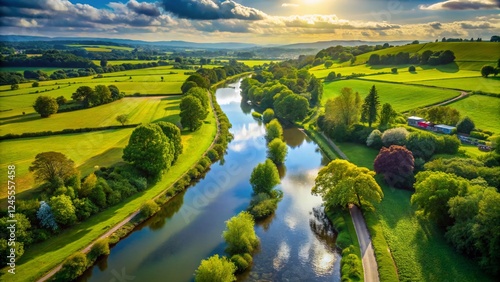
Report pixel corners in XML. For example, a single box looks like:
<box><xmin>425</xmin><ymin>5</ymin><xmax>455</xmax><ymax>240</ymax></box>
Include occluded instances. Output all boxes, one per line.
<box><xmin>354</xmin><ymin>42</ymin><xmax>500</xmax><ymax>67</ymax></box>
<box><xmin>0</xmin><ymin>129</ymin><xmax>133</xmax><ymax>198</ymax></box>
<box><xmin>322</xmin><ymin>79</ymin><xmax>460</xmax><ymax>112</ymax></box>
<box><xmin>309</xmin><ymin>64</ymin><xmax>397</xmax><ymax>79</ymax></box>
<box><xmin>2</xmin><ymin>106</ymin><xmax>217</xmax><ymax>282</ymax></box>
<box><xmin>336</xmin><ymin>142</ymin><xmax>495</xmax><ymax>282</ymax></box>
<box><xmin>358</xmin><ymin>65</ymin><xmax>479</xmax><ymax>83</ymax></box>
<box><xmin>67</xmin><ymin>44</ymin><xmax>134</xmax><ymax>51</ymax></box>
<box><xmin>92</xmin><ymin>60</ymin><xmax>160</xmax><ymax>65</ymax></box>
<box><xmin>412</xmin><ymin>77</ymin><xmax>500</xmax><ymax>94</ymax></box>
<box><xmin>0</xmin><ymin>96</ymin><xmax>180</xmax><ymax>134</ymax></box>
<box><xmin>0</xmin><ymin>67</ymin><xmax>62</xmax><ymax>75</ymax></box>
<box><xmin>447</xmin><ymin>95</ymin><xmax>500</xmax><ymax>133</ymax></box>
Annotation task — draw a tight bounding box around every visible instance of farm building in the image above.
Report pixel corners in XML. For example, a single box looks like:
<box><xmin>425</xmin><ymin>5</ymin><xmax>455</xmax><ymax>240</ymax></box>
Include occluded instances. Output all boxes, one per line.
<box><xmin>408</xmin><ymin>116</ymin><xmax>425</xmax><ymax>126</ymax></box>
<box><xmin>435</xmin><ymin>124</ymin><xmax>456</xmax><ymax>134</ymax></box>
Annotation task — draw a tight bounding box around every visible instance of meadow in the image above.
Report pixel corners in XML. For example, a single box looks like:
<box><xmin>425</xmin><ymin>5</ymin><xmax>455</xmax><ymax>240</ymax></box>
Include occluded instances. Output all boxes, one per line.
<box><xmin>412</xmin><ymin>77</ymin><xmax>500</xmax><ymax>94</ymax></box>
<box><xmin>358</xmin><ymin>65</ymin><xmax>479</xmax><ymax>82</ymax></box>
<box><xmin>91</xmin><ymin>60</ymin><xmax>161</xmax><ymax>65</ymax></box>
<box><xmin>66</xmin><ymin>44</ymin><xmax>135</xmax><ymax>52</ymax></box>
<box><xmin>322</xmin><ymin>79</ymin><xmax>460</xmax><ymax>112</ymax></box>
<box><xmin>336</xmin><ymin>142</ymin><xmax>495</xmax><ymax>282</ymax></box>
<box><xmin>447</xmin><ymin>95</ymin><xmax>500</xmax><ymax>133</ymax></box>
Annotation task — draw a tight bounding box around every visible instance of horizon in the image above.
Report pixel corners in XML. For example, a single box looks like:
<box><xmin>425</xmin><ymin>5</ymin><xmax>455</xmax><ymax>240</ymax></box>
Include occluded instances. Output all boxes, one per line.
<box><xmin>0</xmin><ymin>0</ymin><xmax>499</xmax><ymax>44</ymax></box>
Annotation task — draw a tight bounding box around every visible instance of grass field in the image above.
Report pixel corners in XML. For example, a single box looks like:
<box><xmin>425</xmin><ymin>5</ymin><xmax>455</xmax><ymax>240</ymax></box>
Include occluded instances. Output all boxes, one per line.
<box><xmin>323</xmin><ymin>79</ymin><xmax>460</xmax><ymax>112</ymax></box>
<box><xmin>3</xmin><ymin>104</ymin><xmax>217</xmax><ymax>282</ymax></box>
<box><xmin>411</xmin><ymin>77</ymin><xmax>500</xmax><ymax>94</ymax></box>
<box><xmin>358</xmin><ymin>65</ymin><xmax>479</xmax><ymax>83</ymax></box>
<box><xmin>447</xmin><ymin>95</ymin><xmax>500</xmax><ymax>133</ymax></box>
<box><xmin>336</xmin><ymin>142</ymin><xmax>495</xmax><ymax>282</ymax></box>
<box><xmin>67</xmin><ymin>44</ymin><xmax>134</xmax><ymax>52</ymax></box>
<box><xmin>92</xmin><ymin>60</ymin><xmax>161</xmax><ymax>65</ymax></box>
<box><xmin>220</xmin><ymin>59</ymin><xmax>280</xmax><ymax>67</ymax></box>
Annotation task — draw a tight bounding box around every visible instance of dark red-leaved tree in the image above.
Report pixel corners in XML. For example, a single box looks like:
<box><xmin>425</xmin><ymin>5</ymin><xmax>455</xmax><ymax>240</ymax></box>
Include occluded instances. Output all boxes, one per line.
<box><xmin>374</xmin><ymin>145</ymin><xmax>415</xmax><ymax>189</ymax></box>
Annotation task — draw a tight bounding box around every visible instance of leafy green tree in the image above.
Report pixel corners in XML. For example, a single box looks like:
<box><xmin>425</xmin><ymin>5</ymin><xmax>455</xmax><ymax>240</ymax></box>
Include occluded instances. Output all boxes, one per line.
<box><xmin>88</xmin><ymin>238</ymin><xmax>110</xmax><ymax>261</ymax></box>
<box><xmin>194</xmin><ymin>254</ymin><xmax>237</xmax><ymax>282</ymax></box>
<box><xmin>186</xmin><ymin>74</ymin><xmax>210</xmax><ymax>89</ymax></box>
<box><xmin>186</xmin><ymin>87</ymin><xmax>209</xmax><ymax>110</ymax></box>
<box><xmin>29</xmin><ymin>152</ymin><xmax>77</xmax><ymax>187</ymax></box>
<box><xmin>481</xmin><ymin>65</ymin><xmax>496</xmax><ymax>77</ymax></box>
<box><xmin>411</xmin><ymin>171</ymin><xmax>469</xmax><ymax>226</ymax></box>
<box><xmin>374</xmin><ymin>145</ymin><xmax>415</xmax><ymax>189</ymax></box>
<box><xmin>93</xmin><ymin>84</ymin><xmax>112</xmax><ymax>105</ymax></box>
<box><xmin>58</xmin><ymin>252</ymin><xmax>87</xmax><ymax>281</ymax></box>
<box><xmin>408</xmin><ymin>65</ymin><xmax>416</xmax><ymax>72</ymax></box>
<box><xmin>456</xmin><ymin>116</ymin><xmax>475</xmax><ymax>134</ymax></box>
<box><xmin>267</xmin><ymin>138</ymin><xmax>288</xmax><ymax>164</ymax></box>
<box><xmin>108</xmin><ymin>85</ymin><xmax>122</xmax><ymax>100</ymax></box>
<box><xmin>180</xmin><ymin>95</ymin><xmax>207</xmax><ymax>131</ymax></box>
<box><xmin>100</xmin><ymin>59</ymin><xmax>107</xmax><ymax>67</ymax></box>
<box><xmin>72</xmin><ymin>86</ymin><xmax>93</xmax><ymax>101</ymax></box>
<box><xmin>0</xmin><ymin>214</ymin><xmax>32</xmax><ymax>246</ymax></box>
<box><xmin>250</xmin><ymin>159</ymin><xmax>280</xmax><ymax>195</ymax></box>
<box><xmin>366</xmin><ymin>129</ymin><xmax>383</xmax><ymax>149</ymax></box>
<box><xmin>324</xmin><ymin>60</ymin><xmax>334</xmax><ymax>69</ymax></box>
<box><xmin>56</xmin><ymin>96</ymin><xmax>67</xmax><ymax>106</ymax></box>
<box><xmin>381</xmin><ymin>127</ymin><xmax>409</xmax><ymax>147</ymax></box>
<box><xmin>33</xmin><ymin>96</ymin><xmax>58</xmax><ymax>117</ymax></box>
<box><xmin>223</xmin><ymin>211</ymin><xmax>260</xmax><ymax>255</ymax></box>
<box><xmin>312</xmin><ymin>159</ymin><xmax>383</xmax><ymax>210</ymax></box>
<box><xmin>50</xmin><ymin>195</ymin><xmax>77</xmax><ymax>226</ymax></box>
<box><xmin>308</xmin><ymin>75</ymin><xmax>323</xmax><ymax>106</ymax></box>
<box><xmin>274</xmin><ymin>94</ymin><xmax>309</xmax><ymax>122</ymax></box>
<box><xmin>115</xmin><ymin>114</ymin><xmax>129</xmax><ymax>126</ymax></box>
<box><xmin>324</xmin><ymin>87</ymin><xmax>362</xmax><ymax>128</ymax></box>
<box><xmin>361</xmin><ymin>85</ymin><xmax>380</xmax><ymax>127</ymax></box>
<box><xmin>32</xmin><ymin>81</ymin><xmax>39</xmax><ymax>87</ymax></box>
<box><xmin>406</xmin><ymin>131</ymin><xmax>439</xmax><ymax>160</ymax></box>
<box><xmin>11</xmin><ymin>83</ymin><xmax>19</xmax><ymax>90</ymax></box>
<box><xmin>0</xmin><ymin>239</ymin><xmax>24</xmax><ymax>265</ymax></box>
<box><xmin>140</xmin><ymin>200</ymin><xmax>159</xmax><ymax>217</ymax></box>
<box><xmin>123</xmin><ymin>124</ymin><xmax>173</xmax><ymax>177</ymax></box>
<box><xmin>156</xmin><ymin>121</ymin><xmax>183</xmax><ymax>164</ymax></box>
<box><xmin>262</xmin><ymin>108</ymin><xmax>275</xmax><ymax>124</ymax></box>
<box><xmin>326</xmin><ymin>71</ymin><xmax>337</xmax><ymax>81</ymax></box>
<box><xmin>265</xmin><ymin>119</ymin><xmax>283</xmax><ymax>142</ymax></box>
<box><xmin>181</xmin><ymin>80</ymin><xmax>198</xmax><ymax>94</ymax></box>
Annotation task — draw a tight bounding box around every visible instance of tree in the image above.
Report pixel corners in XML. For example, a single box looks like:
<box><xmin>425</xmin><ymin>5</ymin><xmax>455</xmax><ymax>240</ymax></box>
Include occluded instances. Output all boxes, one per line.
<box><xmin>324</xmin><ymin>60</ymin><xmax>334</xmax><ymax>69</ymax></box>
<box><xmin>0</xmin><ymin>214</ymin><xmax>32</xmax><ymax>246</ymax></box>
<box><xmin>179</xmin><ymin>95</ymin><xmax>207</xmax><ymax>131</ymax></box>
<box><xmin>181</xmin><ymin>80</ymin><xmax>198</xmax><ymax>94</ymax></box>
<box><xmin>481</xmin><ymin>65</ymin><xmax>496</xmax><ymax>77</ymax></box>
<box><xmin>29</xmin><ymin>152</ymin><xmax>76</xmax><ymax>186</ymax></box>
<box><xmin>33</xmin><ymin>96</ymin><xmax>58</xmax><ymax>118</ymax></box>
<box><xmin>100</xmin><ymin>58</ymin><xmax>107</xmax><ymax>67</ymax></box>
<box><xmin>93</xmin><ymin>84</ymin><xmax>112</xmax><ymax>105</ymax></box>
<box><xmin>308</xmin><ymin>75</ymin><xmax>323</xmax><ymax>106</ymax></box>
<box><xmin>491</xmin><ymin>35</ymin><xmax>500</xmax><ymax>42</ymax></box>
<box><xmin>379</xmin><ymin>103</ymin><xmax>396</xmax><ymax>127</ymax></box>
<box><xmin>50</xmin><ymin>195</ymin><xmax>77</xmax><ymax>226</ymax></box>
<box><xmin>72</xmin><ymin>86</ymin><xmax>93</xmax><ymax>101</ymax></box>
<box><xmin>262</xmin><ymin>108</ymin><xmax>275</xmax><ymax>124</ymax></box>
<box><xmin>456</xmin><ymin>116</ymin><xmax>475</xmax><ymax>134</ymax></box>
<box><xmin>156</xmin><ymin>121</ymin><xmax>183</xmax><ymax>164</ymax></box>
<box><xmin>108</xmin><ymin>84</ymin><xmax>122</xmax><ymax>100</ymax></box>
<box><xmin>326</xmin><ymin>71</ymin><xmax>337</xmax><ymax>81</ymax></box>
<box><xmin>366</xmin><ymin>129</ymin><xmax>383</xmax><ymax>149</ymax></box>
<box><xmin>381</xmin><ymin>127</ymin><xmax>409</xmax><ymax>147</ymax></box>
<box><xmin>88</xmin><ymin>238</ymin><xmax>110</xmax><ymax>261</ymax></box>
<box><xmin>391</xmin><ymin>68</ymin><xmax>398</xmax><ymax>74</ymax></box>
<box><xmin>324</xmin><ymin>87</ymin><xmax>362</xmax><ymax>128</ymax></box>
<box><xmin>312</xmin><ymin>159</ymin><xmax>383</xmax><ymax>210</ymax></box>
<box><xmin>116</xmin><ymin>114</ymin><xmax>129</xmax><ymax>126</ymax></box>
<box><xmin>140</xmin><ymin>200</ymin><xmax>159</xmax><ymax>217</ymax></box>
<box><xmin>408</xmin><ymin>65</ymin><xmax>416</xmax><ymax>72</ymax></box>
<box><xmin>123</xmin><ymin>124</ymin><xmax>173</xmax><ymax>177</ymax></box>
<box><xmin>411</xmin><ymin>171</ymin><xmax>469</xmax><ymax>226</ymax></box>
<box><xmin>56</xmin><ymin>96</ymin><xmax>67</xmax><ymax>106</ymax></box>
<box><xmin>267</xmin><ymin>138</ymin><xmax>288</xmax><ymax>164</ymax></box>
<box><xmin>223</xmin><ymin>211</ymin><xmax>260</xmax><ymax>255</ymax></box>
<box><xmin>274</xmin><ymin>94</ymin><xmax>309</xmax><ymax>122</ymax></box>
<box><xmin>186</xmin><ymin>74</ymin><xmax>210</xmax><ymax>89</ymax></box>
<box><xmin>406</xmin><ymin>131</ymin><xmax>439</xmax><ymax>160</ymax></box>
<box><xmin>250</xmin><ymin>159</ymin><xmax>281</xmax><ymax>195</ymax></box>
<box><xmin>11</xmin><ymin>83</ymin><xmax>19</xmax><ymax>90</ymax></box>
<box><xmin>32</xmin><ymin>81</ymin><xmax>39</xmax><ymax>87</ymax></box>
<box><xmin>186</xmin><ymin>87</ymin><xmax>209</xmax><ymax>110</ymax></box>
<box><xmin>265</xmin><ymin>119</ymin><xmax>283</xmax><ymax>142</ymax></box>
<box><xmin>374</xmin><ymin>145</ymin><xmax>415</xmax><ymax>189</ymax></box>
<box><xmin>194</xmin><ymin>254</ymin><xmax>237</xmax><ymax>282</ymax></box>
<box><xmin>36</xmin><ymin>201</ymin><xmax>58</xmax><ymax>231</ymax></box>
<box><xmin>361</xmin><ymin>85</ymin><xmax>380</xmax><ymax>127</ymax></box>
<box><xmin>58</xmin><ymin>252</ymin><xmax>87</xmax><ymax>281</ymax></box>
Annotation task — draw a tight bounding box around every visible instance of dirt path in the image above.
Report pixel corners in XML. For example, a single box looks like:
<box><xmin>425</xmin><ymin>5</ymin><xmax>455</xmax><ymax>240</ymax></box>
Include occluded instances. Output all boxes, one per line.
<box><xmin>37</xmin><ymin>91</ymin><xmax>221</xmax><ymax>282</ymax></box>
<box><xmin>318</xmin><ymin>131</ymin><xmax>350</xmax><ymax>160</ymax></box>
<box><xmin>350</xmin><ymin>205</ymin><xmax>380</xmax><ymax>282</ymax></box>
<box><xmin>424</xmin><ymin>91</ymin><xmax>469</xmax><ymax>108</ymax></box>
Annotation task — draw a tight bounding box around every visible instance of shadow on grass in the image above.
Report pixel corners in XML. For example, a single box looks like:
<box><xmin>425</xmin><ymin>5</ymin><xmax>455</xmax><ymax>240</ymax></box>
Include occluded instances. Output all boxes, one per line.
<box><xmin>0</xmin><ymin>113</ymin><xmax>40</xmax><ymax>125</ymax></box>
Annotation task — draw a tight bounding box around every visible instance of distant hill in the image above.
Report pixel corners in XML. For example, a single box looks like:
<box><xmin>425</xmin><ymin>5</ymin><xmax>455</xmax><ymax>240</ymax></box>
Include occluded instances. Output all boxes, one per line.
<box><xmin>281</xmin><ymin>40</ymin><xmax>413</xmax><ymax>50</ymax></box>
<box><xmin>353</xmin><ymin>42</ymin><xmax>500</xmax><ymax>70</ymax></box>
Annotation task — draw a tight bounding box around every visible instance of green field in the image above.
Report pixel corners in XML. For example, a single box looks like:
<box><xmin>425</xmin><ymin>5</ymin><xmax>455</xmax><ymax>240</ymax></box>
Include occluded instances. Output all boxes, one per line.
<box><xmin>92</xmin><ymin>60</ymin><xmax>161</xmax><ymax>65</ymax></box>
<box><xmin>323</xmin><ymin>79</ymin><xmax>460</xmax><ymax>112</ymax></box>
<box><xmin>337</xmin><ymin>142</ymin><xmax>494</xmax><ymax>282</ymax></box>
<box><xmin>447</xmin><ymin>95</ymin><xmax>500</xmax><ymax>133</ymax></box>
<box><xmin>67</xmin><ymin>44</ymin><xmax>134</xmax><ymax>52</ymax></box>
<box><xmin>4</xmin><ymin>104</ymin><xmax>217</xmax><ymax>281</ymax></box>
<box><xmin>411</xmin><ymin>77</ymin><xmax>500</xmax><ymax>94</ymax></box>
<box><xmin>353</xmin><ymin>42</ymin><xmax>500</xmax><ymax>70</ymax></box>
<box><xmin>358</xmin><ymin>65</ymin><xmax>479</xmax><ymax>83</ymax></box>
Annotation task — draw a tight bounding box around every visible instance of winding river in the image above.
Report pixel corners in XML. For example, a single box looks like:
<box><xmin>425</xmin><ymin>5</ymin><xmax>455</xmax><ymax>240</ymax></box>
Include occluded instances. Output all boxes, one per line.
<box><xmin>78</xmin><ymin>80</ymin><xmax>341</xmax><ymax>282</ymax></box>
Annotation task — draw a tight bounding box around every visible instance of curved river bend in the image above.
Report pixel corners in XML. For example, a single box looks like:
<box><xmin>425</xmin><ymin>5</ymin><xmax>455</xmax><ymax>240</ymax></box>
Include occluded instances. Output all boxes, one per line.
<box><xmin>79</xmin><ymin>80</ymin><xmax>341</xmax><ymax>282</ymax></box>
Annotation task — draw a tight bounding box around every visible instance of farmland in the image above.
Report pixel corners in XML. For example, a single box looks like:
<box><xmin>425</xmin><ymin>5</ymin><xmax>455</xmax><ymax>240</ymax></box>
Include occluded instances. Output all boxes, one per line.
<box><xmin>322</xmin><ymin>79</ymin><xmax>460</xmax><ymax>112</ymax></box>
<box><xmin>447</xmin><ymin>95</ymin><xmax>500</xmax><ymax>133</ymax></box>
<box><xmin>67</xmin><ymin>44</ymin><xmax>135</xmax><ymax>52</ymax></box>
<box><xmin>412</xmin><ymin>77</ymin><xmax>500</xmax><ymax>94</ymax></box>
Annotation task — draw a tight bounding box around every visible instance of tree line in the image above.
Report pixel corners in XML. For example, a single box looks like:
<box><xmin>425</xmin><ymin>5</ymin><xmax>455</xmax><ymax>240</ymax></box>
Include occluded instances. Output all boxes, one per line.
<box><xmin>368</xmin><ymin>50</ymin><xmax>455</xmax><ymax>66</ymax></box>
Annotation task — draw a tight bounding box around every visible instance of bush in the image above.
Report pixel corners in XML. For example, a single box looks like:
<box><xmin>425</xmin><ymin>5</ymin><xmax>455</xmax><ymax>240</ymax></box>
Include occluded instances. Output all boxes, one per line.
<box><xmin>140</xmin><ymin>200</ymin><xmax>159</xmax><ymax>218</ymax></box>
<box><xmin>249</xmin><ymin>198</ymin><xmax>278</xmax><ymax>219</ymax></box>
<box><xmin>195</xmin><ymin>255</ymin><xmax>236</xmax><ymax>282</ymax></box>
<box><xmin>206</xmin><ymin>149</ymin><xmax>219</xmax><ymax>162</ymax></box>
<box><xmin>456</xmin><ymin>116</ymin><xmax>475</xmax><ymax>134</ymax></box>
<box><xmin>251</xmin><ymin>111</ymin><xmax>262</xmax><ymax>119</ymax></box>
<box><xmin>391</xmin><ymin>67</ymin><xmax>398</xmax><ymax>74</ymax></box>
<box><xmin>470</xmin><ymin>131</ymin><xmax>488</xmax><ymax>140</ymax></box>
<box><xmin>381</xmin><ymin>127</ymin><xmax>409</xmax><ymax>147</ymax></box>
<box><xmin>262</xmin><ymin>108</ymin><xmax>275</xmax><ymax>124</ymax></box>
<box><xmin>408</xmin><ymin>65</ymin><xmax>416</xmax><ymax>72</ymax></box>
<box><xmin>32</xmin><ymin>81</ymin><xmax>39</xmax><ymax>87</ymax></box>
<box><xmin>57</xmin><ymin>252</ymin><xmax>87</xmax><ymax>281</ymax></box>
<box><xmin>230</xmin><ymin>254</ymin><xmax>249</xmax><ymax>272</ymax></box>
<box><xmin>366</xmin><ymin>129</ymin><xmax>383</xmax><ymax>149</ymax></box>
<box><xmin>88</xmin><ymin>238</ymin><xmax>110</xmax><ymax>262</ymax></box>
<box><xmin>438</xmin><ymin>135</ymin><xmax>461</xmax><ymax>154</ymax></box>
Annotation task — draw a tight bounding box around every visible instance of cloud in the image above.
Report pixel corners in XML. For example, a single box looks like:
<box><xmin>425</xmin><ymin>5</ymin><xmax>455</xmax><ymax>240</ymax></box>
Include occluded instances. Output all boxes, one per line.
<box><xmin>127</xmin><ymin>0</ymin><xmax>161</xmax><ymax>17</ymax></box>
<box><xmin>282</xmin><ymin>3</ymin><xmax>300</xmax><ymax>8</ymax></box>
<box><xmin>161</xmin><ymin>0</ymin><xmax>267</xmax><ymax>20</ymax></box>
<box><xmin>420</xmin><ymin>0</ymin><xmax>500</xmax><ymax>10</ymax></box>
<box><xmin>460</xmin><ymin>22</ymin><xmax>492</xmax><ymax>28</ymax></box>
<box><xmin>429</xmin><ymin>22</ymin><xmax>442</xmax><ymax>29</ymax></box>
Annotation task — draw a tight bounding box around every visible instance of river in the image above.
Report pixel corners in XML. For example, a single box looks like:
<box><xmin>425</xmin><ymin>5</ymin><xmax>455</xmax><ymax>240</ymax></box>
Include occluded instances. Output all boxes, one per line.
<box><xmin>78</xmin><ymin>80</ymin><xmax>341</xmax><ymax>282</ymax></box>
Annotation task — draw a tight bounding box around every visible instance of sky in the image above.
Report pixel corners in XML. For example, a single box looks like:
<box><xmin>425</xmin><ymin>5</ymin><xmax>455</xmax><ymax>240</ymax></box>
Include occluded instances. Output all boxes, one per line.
<box><xmin>0</xmin><ymin>0</ymin><xmax>499</xmax><ymax>43</ymax></box>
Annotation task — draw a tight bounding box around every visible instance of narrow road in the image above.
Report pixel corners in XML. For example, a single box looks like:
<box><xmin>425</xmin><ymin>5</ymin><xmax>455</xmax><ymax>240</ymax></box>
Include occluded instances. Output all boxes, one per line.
<box><xmin>424</xmin><ymin>91</ymin><xmax>469</xmax><ymax>108</ymax></box>
<box><xmin>350</xmin><ymin>205</ymin><xmax>380</xmax><ymax>282</ymax></box>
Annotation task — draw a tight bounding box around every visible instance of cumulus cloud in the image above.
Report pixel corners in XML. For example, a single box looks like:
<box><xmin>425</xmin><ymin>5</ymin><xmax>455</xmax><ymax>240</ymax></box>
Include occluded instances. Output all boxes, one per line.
<box><xmin>429</xmin><ymin>22</ymin><xmax>442</xmax><ymax>29</ymax></box>
<box><xmin>420</xmin><ymin>0</ymin><xmax>500</xmax><ymax>10</ymax></box>
<box><xmin>460</xmin><ymin>22</ymin><xmax>492</xmax><ymax>28</ymax></box>
<box><xmin>161</xmin><ymin>0</ymin><xmax>267</xmax><ymax>20</ymax></box>
<box><xmin>126</xmin><ymin>0</ymin><xmax>161</xmax><ymax>17</ymax></box>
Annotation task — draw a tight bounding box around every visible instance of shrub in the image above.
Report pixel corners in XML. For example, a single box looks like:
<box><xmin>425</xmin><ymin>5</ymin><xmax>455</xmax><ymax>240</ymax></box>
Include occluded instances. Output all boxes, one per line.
<box><xmin>366</xmin><ymin>129</ymin><xmax>383</xmax><ymax>149</ymax></box>
<box><xmin>57</xmin><ymin>252</ymin><xmax>87</xmax><ymax>281</ymax></box>
<box><xmin>249</xmin><ymin>198</ymin><xmax>278</xmax><ymax>219</ymax></box>
<box><xmin>262</xmin><ymin>108</ymin><xmax>275</xmax><ymax>124</ymax></box>
<box><xmin>381</xmin><ymin>127</ymin><xmax>409</xmax><ymax>147</ymax></box>
<box><xmin>195</xmin><ymin>255</ymin><xmax>236</xmax><ymax>282</ymax></box>
<box><xmin>408</xmin><ymin>65</ymin><xmax>416</xmax><ymax>72</ymax></box>
<box><xmin>32</xmin><ymin>81</ymin><xmax>39</xmax><ymax>87</ymax></box>
<box><xmin>251</xmin><ymin>111</ymin><xmax>262</xmax><ymax>119</ymax></box>
<box><xmin>230</xmin><ymin>254</ymin><xmax>249</xmax><ymax>272</ymax></box>
<box><xmin>470</xmin><ymin>131</ymin><xmax>488</xmax><ymax>140</ymax></box>
<box><xmin>456</xmin><ymin>116</ymin><xmax>475</xmax><ymax>134</ymax></box>
<box><xmin>140</xmin><ymin>200</ymin><xmax>159</xmax><ymax>218</ymax></box>
<box><xmin>206</xmin><ymin>149</ymin><xmax>219</xmax><ymax>162</ymax></box>
<box><xmin>88</xmin><ymin>238</ymin><xmax>110</xmax><ymax>262</ymax></box>
<box><xmin>391</xmin><ymin>67</ymin><xmax>398</xmax><ymax>74</ymax></box>
<box><xmin>438</xmin><ymin>135</ymin><xmax>461</xmax><ymax>155</ymax></box>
